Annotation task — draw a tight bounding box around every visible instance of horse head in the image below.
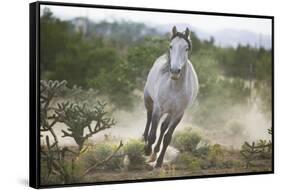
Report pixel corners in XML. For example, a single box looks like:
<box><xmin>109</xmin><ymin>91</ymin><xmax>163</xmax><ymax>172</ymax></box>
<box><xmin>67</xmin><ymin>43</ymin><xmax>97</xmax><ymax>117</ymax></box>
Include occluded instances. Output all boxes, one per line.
<box><xmin>168</xmin><ymin>26</ymin><xmax>192</xmax><ymax>80</ymax></box>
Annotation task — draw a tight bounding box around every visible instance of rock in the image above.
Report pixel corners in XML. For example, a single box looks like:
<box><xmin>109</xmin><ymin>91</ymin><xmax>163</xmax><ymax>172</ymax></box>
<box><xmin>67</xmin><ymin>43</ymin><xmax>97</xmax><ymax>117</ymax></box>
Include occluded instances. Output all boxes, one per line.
<box><xmin>163</xmin><ymin>146</ymin><xmax>180</xmax><ymax>164</ymax></box>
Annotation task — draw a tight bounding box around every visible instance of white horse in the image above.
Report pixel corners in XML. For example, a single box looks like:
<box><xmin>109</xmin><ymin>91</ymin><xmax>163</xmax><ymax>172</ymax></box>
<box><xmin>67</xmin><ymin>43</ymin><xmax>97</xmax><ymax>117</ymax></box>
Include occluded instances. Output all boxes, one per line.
<box><xmin>143</xmin><ymin>26</ymin><xmax>199</xmax><ymax>168</ymax></box>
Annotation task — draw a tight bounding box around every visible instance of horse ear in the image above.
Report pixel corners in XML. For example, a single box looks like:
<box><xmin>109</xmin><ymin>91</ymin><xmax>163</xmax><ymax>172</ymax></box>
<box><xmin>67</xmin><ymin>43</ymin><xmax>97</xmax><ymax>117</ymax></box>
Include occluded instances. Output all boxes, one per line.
<box><xmin>185</xmin><ymin>27</ymin><xmax>190</xmax><ymax>38</ymax></box>
<box><xmin>172</xmin><ymin>26</ymin><xmax>177</xmax><ymax>37</ymax></box>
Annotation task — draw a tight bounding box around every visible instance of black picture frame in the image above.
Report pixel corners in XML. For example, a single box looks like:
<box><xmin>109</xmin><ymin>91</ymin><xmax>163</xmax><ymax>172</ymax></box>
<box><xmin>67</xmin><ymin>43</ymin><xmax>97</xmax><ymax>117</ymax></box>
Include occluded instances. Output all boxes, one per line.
<box><xmin>30</xmin><ymin>1</ymin><xmax>274</xmax><ymax>188</ymax></box>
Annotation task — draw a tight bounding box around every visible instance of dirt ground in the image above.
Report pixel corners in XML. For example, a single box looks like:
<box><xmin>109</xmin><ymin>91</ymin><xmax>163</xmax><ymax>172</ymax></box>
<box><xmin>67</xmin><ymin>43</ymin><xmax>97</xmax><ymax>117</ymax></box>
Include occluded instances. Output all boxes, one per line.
<box><xmin>82</xmin><ymin>165</ymin><xmax>271</xmax><ymax>183</ymax></box>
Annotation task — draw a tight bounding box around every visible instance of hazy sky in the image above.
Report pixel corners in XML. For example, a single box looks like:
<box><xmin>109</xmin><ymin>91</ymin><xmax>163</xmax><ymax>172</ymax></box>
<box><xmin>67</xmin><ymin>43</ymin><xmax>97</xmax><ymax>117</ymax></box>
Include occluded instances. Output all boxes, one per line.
<box><xmin>41</xmin><ymin>5</ymin><xmax>272</xmax><ymax>36</ymax></box>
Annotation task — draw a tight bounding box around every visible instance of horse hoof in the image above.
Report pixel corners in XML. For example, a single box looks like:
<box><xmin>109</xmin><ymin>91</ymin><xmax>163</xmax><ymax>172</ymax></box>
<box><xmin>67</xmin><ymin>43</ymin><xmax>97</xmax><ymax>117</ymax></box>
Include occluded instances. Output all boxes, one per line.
<box><xmin>154</xmin><ymin>162</ymin><xmax>162</xmax><ymax>168</ymax></box>
<box><xmin>144</xmin><ymin>145</ymin><xmax>152</xmax><ymax>156</ymax></box>
<box><xmin>146</xmin><ymin>152</ymin><xmax>157</xmax><ymax>163</ymax></box>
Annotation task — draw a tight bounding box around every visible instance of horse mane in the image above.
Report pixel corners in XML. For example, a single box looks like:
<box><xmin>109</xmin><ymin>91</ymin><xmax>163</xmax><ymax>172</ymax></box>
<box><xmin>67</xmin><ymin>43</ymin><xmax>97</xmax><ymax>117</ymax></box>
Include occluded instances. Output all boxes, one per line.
<box><xmin>161</xmin><ymin>53</ymin><xmax>170</xmax><ymax>74</ymax></box>
<box><xmin>171</xmin><ymin>32</ymin><xmax>192</xmax><ymax>51</ymax></box>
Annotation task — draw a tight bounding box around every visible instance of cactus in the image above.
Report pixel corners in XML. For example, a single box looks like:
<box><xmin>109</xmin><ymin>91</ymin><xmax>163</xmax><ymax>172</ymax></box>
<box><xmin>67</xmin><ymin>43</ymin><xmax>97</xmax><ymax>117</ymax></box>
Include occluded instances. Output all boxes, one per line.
<box><xmin>40</xmin><ymin>80</ymin><xmax>120</xmax><ymax>184</ymax></box>
<box><xmin>40</xmin><ymin>80</ymin><xmax>67</xmax><ymax>133</ymax></box>
<box><xmin>54</xmin><ymin>101</ymin><xmax>116</xmax><ymax>150</ymax></box>
<box><xmin>240</xmin><ymin>128</ymin><xmax>272</xmax><ymax>168</ymax></box>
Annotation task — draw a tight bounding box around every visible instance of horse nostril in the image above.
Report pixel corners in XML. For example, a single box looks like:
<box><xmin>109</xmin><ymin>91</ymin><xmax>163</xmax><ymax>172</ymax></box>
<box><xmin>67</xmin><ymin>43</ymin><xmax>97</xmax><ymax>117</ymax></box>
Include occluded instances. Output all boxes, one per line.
<box><xmin>170</xmin><ymin>68</ymin><xmax>180</xmax><ymax>74</ymax></box>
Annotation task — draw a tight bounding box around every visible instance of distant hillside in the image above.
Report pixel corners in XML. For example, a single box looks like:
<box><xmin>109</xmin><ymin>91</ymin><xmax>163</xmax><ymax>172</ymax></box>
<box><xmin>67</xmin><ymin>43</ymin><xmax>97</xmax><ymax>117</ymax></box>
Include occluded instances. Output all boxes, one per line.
<box><xmin>212</xmin><ymin>29</ymin><xmax>271</xmax><ymax>49</ymax></box>
<box><xmin>157</xmin><ymin>24</ymin><xmax>272</xmax><ymax>49</ymax></box>
<box><xmin>70</xmin><ymin>18</ymin><xmax>271</xmax><ymax>49</ymax></box>
<box><xmin>70</xmin><ymin>17</ymin><xmax>159</xmax><ymax>44</ymax></box>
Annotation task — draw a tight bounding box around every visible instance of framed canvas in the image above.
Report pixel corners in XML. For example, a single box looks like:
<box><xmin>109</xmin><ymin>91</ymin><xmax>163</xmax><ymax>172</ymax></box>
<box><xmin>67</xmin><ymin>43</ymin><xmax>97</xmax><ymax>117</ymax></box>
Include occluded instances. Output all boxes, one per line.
<box><xmin>29</xmin><ymin>1</ymin><xmax>274</xmax><ymax>188</ymax></box>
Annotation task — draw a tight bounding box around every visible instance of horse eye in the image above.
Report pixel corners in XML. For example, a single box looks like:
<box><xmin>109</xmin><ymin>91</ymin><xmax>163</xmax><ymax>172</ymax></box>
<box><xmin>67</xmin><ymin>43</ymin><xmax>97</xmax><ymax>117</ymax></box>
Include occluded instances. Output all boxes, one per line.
<box><xmin>170</xmin><ymin>45</ymin><xmax>172</xmax><ymax>49</ymax></box>
<box><xmin>185</xmin><ymin>48</ymin><xmax>189</xmax><ymax>51</ymax></box>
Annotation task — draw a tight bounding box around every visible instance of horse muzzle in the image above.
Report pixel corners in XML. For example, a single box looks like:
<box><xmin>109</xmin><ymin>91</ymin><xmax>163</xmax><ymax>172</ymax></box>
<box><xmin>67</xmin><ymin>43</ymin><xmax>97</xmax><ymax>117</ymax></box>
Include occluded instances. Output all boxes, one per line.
<box><xmin>170</xmin><ymin>73</ymin><xmax>181</xmax><ymax>80</ymax></box>
<box><xmin>170</xmin><ymin>68</ymin><xmax>181</xmax><ymax>80</ymax></box>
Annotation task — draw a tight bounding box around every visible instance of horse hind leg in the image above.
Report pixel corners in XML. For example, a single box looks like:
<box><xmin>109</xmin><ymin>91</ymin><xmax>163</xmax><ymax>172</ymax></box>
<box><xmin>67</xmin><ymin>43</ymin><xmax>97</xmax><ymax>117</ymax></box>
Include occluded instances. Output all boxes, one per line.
<box><xmin>143</xmin><ymin>92</ymin><xmax>153</xmax><ymax>143</ymax></box>
<box><xmin>144</xmin><ymin>107</ymin><xmax>161</xmax><ymax>156</ymax></box>
<box><xmin>147</xmin><ymin>115</ymin><xmax>171</xmax><ymax>163</ymax></box>
<box><xmin>143</xmin><ymin>110</ymin><xmax>152</xmax><ymax>143</ymax></box>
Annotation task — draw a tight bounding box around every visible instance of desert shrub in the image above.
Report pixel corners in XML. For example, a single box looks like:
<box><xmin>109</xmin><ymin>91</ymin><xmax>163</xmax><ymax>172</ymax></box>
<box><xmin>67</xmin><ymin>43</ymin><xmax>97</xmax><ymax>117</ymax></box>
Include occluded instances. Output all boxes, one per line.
<box><xmin>193</xmin><ymin>144</ymin><xmax>210</xmax><ymax>158</ymax></box>
<box><xmin>240</xmin><ymin>136</ymin><xmax>272</xmax><ymax>169</ymax></box>
<box><xmin>40</xmin><ymin>158</ymin><xmax>54</xmax><ymax>185</ymax></box>
<box><xmin>171</xmin><ymin>128</ymin><xmax>202</xmax><ymax>153</ymax></box>
<box><xmin>123</xmin><ymin>139</ymin><xmax>145</xmax><ymax>170</ymax></box>
<box><xmin>63</xmin><ymin>158</ymin><xmax>85</xmax><ymax>183</ymax></box>
<box><xmin>41</xmin><ymin>164</ymin><xmax>64</xmax><ymax>185</ymax></box>
<box><xmin>173</xmin><ymin>153</ymin><xmax>193</xmax><ymax>168</ymax></box>
<box><xmin>189</xmin><ymin>159</ymin><xmax>201</xmax><ymax>171</ymax></box>
<box><xmin>198</xmin><ymin>158</ymin><xmax>212</xmax><ymax>169</ymax></box>
<box><xmin>222</xmin><ymin>160</ymin><xmax>243</xmax><ymax>169</ymax></box>
<box><xmin>81</xmin><ymin>143</ymin><xmax>123</xmax><ymax>171</ymax></box>
<box><xmin>207</xmin><ymin>144</ymin><xmax>224</xmax><ymax>168</ymax></box>
<box><xmin>173</xmin><ymin>153</ymin><xmax>201</xmax><ymax>171</ymax></box>
<box><xmin>41</xmin><ymin>155</ymin><xmax>84</xmax><ymax>185</ymax></box>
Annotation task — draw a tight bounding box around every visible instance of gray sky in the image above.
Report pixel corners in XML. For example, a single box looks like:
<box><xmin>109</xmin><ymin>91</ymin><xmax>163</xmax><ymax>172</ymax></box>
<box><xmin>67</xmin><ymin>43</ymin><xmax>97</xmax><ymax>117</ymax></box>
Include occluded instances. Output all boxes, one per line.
<box><xmin>41</xmin><ymin>5</ymin><xmax>272</xmax><ymax>36</ymax></box>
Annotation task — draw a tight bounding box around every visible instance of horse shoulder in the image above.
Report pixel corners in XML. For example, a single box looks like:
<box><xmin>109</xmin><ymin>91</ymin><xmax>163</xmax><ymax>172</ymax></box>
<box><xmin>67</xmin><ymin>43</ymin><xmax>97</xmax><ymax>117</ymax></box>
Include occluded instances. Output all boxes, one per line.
<box><xmin>145</xmin><ymin>54</ymin><xmax>169</xmax><ymax>99</ymax></box>
<box><xmin>186</xmin><ymin>61</ymin><xmax>199</xmax><ymax>108</ymax></box>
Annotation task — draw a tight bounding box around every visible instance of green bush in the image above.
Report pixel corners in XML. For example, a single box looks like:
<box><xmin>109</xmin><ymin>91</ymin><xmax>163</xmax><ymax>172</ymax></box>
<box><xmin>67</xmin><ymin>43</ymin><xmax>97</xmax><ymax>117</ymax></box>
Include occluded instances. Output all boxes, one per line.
<box><xmin>81</xmin><ymin>143</ymin><xmax>123</xmax><ymax>171</ymax></box>
<box><xmin>171</xmin><ymin>128</ymin><xmax>202</xmax><ymax>153</ymax></box>
<box><xmin>193</xmin><ymin>145</ymin><xmax>210</xmax><ymax>158</ymax></box>
<box><xmin>189</xmin><ymin>159</ymin><xmax>201</xmax><ymax>171</ymax></box>
<box><xmin>173</xmin><ymin>153</ymin><xmax>193</xmax><ymax>168</ymax></box>
<box><xmin>173</xmin><ymin>153</ymin><xmax>201</xmax><ymax>171</ymax></box>
<box><xmin>207</xmin><ymin>144</ymin><xmax>224</xmax><ymax>168</ymax></box>
<box><xmin>123</xmin><ymin>139</ymin><xmax>145</xmax><ymax>170</ymax></box>
<box><xmin>198</xmin><ymin>158</ymin><xmax>212</xmax><ymax>169</ymax></box>
<box><xmin>41</xmin><ymin>155</ymin><xmax>84</xmax><ymax>185</ymax></box>
<box><xmin>222</xmin><ymin>160</ymin><xmax>243</xmax><ymax>169</ymax></box>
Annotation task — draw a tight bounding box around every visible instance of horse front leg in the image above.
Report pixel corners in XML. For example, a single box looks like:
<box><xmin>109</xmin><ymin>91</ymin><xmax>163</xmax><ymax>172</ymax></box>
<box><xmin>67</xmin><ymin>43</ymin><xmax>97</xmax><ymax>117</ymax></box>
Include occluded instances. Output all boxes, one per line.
<box><xmin>147</xmin><ymin>115</ymin><xmax>171</xmax><ymax>162</ymax></box>
<box><xmin>155</xmin><ymin>114</ymin><xmax>183</xmax><ymax>168</ymax></box>
<box><xmin>144</xmin><ymin>107</ymin><xmax>161</xmax><ymax>156</ymax></box>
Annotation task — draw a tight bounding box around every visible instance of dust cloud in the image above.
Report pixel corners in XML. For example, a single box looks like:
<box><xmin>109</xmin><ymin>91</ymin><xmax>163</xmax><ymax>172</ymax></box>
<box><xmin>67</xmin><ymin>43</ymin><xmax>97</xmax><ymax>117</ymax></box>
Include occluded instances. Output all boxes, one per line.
<box><xmin>41</xmin><ymin>96</ymin><xmax>271</xmax><ymax>150</ymax></box>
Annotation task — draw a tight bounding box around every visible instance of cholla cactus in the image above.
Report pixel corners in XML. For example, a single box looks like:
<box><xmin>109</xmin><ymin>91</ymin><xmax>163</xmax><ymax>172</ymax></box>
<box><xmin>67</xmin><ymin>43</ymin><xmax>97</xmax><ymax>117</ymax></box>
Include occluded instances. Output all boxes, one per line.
<box><xmin>40</xmin><ymin>80</ymin><xmax>67</xmax><ymax>132</ymax></box>
<box><xmin>240</xmin><ymin>128</ymin><xmax>272</xmax><ymax>168</ymax></box>
<box><xmin>40</xmin><ymin>80</ymin><xmax>120</xmax><ymax>184</ymax></box>
<box><xmin>55</xmin><ymin>101</ymin><xmax>116</xmax><ymax>150</ymax></box>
